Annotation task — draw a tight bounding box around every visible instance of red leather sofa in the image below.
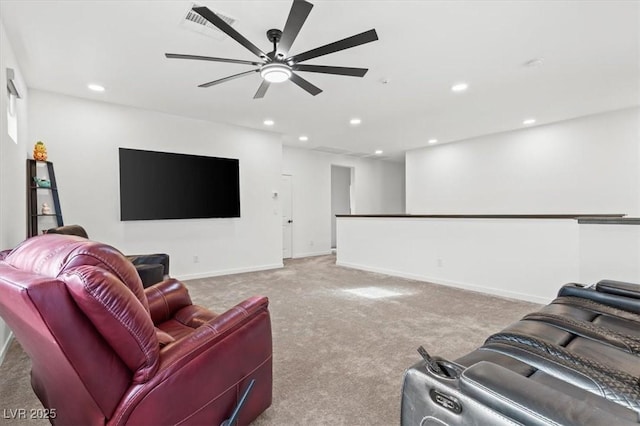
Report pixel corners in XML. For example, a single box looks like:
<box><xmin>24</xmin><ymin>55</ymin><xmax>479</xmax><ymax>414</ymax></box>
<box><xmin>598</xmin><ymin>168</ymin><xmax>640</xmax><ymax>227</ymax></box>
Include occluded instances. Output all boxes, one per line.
<box><xmin>0</xmin><ymin>234</ymin><xmax>272</xmax><ymax>425</ymax></box>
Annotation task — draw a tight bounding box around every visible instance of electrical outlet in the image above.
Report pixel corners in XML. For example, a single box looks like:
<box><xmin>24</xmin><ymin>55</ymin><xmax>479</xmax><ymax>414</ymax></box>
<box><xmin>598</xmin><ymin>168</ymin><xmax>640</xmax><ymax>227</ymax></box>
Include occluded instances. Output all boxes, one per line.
<box><xmin>309</xmin><ymin>240</ymin><xmax>314</xmax><ymax>247</ymax></box>
<box><xmin>193</xmin><ymin>255</ymin><xmax>199</xmax><ymax>263</ymax></box>
<box><xmin>437</xmin><ymin>258</ymin><xmax>443</xmax><ymax>268</ymax></box>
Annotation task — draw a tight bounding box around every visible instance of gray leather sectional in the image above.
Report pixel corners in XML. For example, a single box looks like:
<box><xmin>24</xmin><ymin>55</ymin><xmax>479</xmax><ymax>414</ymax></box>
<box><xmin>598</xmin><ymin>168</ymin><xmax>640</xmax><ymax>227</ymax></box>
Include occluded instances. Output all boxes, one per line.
<box><xmin>402</xmin><ymin>280</ymin><xmax>640</xmax><ymax>425</ymax></box>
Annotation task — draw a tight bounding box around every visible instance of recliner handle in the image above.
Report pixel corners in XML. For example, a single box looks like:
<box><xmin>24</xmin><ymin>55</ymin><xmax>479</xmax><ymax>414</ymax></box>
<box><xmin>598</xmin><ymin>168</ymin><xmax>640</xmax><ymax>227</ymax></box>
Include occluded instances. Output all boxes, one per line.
<box><xmin>221</xmin><ymin>379</ymin><xmax>256</xmax><ymax>426</ymax></box>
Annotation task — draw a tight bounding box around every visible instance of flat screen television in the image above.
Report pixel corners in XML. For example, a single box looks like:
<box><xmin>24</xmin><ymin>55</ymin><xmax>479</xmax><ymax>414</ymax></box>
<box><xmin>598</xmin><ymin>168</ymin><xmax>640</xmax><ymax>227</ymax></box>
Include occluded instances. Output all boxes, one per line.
<box><xmin>119</xmin><ymin>148</ymin><xmax>240</xmax><ymax>220</ymax></box>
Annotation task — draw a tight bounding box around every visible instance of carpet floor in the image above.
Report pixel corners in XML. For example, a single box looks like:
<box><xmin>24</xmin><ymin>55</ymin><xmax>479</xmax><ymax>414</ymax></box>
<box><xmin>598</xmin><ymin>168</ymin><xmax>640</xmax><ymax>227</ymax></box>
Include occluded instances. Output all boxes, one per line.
<box><xmin>0</xmin><ymin>255</ymin><xmax>540</xmax><ymax>425</ymax></box>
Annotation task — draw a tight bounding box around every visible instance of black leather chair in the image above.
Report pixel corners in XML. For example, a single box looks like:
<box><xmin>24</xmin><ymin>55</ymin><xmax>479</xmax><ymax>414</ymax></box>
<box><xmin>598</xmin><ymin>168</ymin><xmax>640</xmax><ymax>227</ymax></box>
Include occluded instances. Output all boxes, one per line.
<box><xmin>402</xmin><ymin>279</ymin><xmax>640</xmax><ymax>425</ymax></box>
<box><xmin>45</xmin><ymin>225</ymin><xmax>169</xmax><ymax>288</ymax></box>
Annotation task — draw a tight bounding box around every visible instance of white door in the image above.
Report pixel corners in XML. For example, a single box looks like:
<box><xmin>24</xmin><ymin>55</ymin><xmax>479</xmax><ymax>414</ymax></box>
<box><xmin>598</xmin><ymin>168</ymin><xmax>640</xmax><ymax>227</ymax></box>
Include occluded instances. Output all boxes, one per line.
<box><xmin>282</xmin><ymin>174</ymin><xmax>293</xmax><ymax>259</ymax></box>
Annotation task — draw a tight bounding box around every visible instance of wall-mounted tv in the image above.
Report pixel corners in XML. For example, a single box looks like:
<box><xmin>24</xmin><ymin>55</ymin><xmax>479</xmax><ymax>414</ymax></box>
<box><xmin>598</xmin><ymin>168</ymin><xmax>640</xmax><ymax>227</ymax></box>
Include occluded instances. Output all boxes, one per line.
<box><xmin>119</xmin><ymin>148</ymin><xmax>240</xmax><ymax>221</ymax></box>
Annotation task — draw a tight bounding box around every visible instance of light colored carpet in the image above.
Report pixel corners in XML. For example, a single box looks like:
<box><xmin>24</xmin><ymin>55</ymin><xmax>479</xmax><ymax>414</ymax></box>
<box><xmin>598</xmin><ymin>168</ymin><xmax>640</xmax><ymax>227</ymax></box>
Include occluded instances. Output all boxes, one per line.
<box><xmin>0</xmin><ymin>255</ymin><xmax>540</xmax><ymax>425</ymax></box>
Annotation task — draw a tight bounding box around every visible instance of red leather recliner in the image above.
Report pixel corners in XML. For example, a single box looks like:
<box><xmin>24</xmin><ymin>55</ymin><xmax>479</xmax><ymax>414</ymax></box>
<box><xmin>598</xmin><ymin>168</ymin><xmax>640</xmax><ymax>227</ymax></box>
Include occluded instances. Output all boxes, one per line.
<box><xmin>0</xmin><ymin>234</ymin><xmax>272</xmax><ymax>425</ymax></box>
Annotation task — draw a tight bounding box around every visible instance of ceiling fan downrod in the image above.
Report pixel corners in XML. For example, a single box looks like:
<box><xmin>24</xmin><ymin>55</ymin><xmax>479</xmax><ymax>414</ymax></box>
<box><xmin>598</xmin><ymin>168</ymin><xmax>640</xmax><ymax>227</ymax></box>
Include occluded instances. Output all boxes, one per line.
<box><xmin>266</xmin><ymin>29</ymin><xmax>283</xmax><ymax>59</ymax></box>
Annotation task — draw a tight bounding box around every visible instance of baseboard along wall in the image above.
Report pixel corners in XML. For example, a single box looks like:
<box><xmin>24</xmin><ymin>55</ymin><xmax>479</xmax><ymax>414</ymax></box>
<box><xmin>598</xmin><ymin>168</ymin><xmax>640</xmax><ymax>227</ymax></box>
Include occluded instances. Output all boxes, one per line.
<box><xmin>336</xmin><ymin>260</ymin><xmax>550</xmax><ymax>305</ymax></box>
<box><xmin>175</xmin><ymin>262</ymin><xmax>284</xmax><ymax>281</ymax></box>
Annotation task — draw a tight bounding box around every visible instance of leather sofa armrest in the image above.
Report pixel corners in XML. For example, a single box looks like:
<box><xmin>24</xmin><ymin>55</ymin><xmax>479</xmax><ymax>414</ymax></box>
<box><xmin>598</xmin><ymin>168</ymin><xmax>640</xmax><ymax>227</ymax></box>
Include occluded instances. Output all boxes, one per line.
<box><xmin>460</xmin><ymin>361</ymin><xmax>638</xmax><ymax>426</ymax></box>
<box><xmin>558</xmin><ymin>282</ymin><xmax>640</xmax><ymax>314</ymax></box>
<box><xmin>595</xmin><ymin>279</ymin><xmax>640</xmax><ymax>299</ymax></box>
<box><xmin>160</xmin><ymin>296</ymin><xmax>270</xmax><ymax>365</ymax></box>
<box><xmin>113</xmin><ymin>296</ymin><xmax>271</xmax><ymax>425</ymax></box>
<box><xmin>144</xmin><ymin>279</ymin><xmax>193</xmax><ymax>324</ymax></box>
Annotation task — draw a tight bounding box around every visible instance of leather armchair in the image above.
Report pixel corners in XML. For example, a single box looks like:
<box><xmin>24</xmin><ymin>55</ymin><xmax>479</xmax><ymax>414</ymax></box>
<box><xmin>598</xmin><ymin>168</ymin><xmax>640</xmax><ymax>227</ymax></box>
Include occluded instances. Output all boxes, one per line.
<box><xmin>0</xmin><ymin>234</ymin><xmax>272</xmax><ymax>425</ymax></box>
<box><xmin>45</xmin><ymin>225</ymin><xmax>170</xmax><ymax>287</ymax></box>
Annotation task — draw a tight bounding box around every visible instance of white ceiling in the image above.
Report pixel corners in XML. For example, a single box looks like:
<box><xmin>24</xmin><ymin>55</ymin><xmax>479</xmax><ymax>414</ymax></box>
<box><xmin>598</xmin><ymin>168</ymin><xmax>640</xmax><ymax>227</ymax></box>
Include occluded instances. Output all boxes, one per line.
<box><xmin>1</xmin><ymin>1</ymin><xmax>638</xmax><ymax>160</ymax></box>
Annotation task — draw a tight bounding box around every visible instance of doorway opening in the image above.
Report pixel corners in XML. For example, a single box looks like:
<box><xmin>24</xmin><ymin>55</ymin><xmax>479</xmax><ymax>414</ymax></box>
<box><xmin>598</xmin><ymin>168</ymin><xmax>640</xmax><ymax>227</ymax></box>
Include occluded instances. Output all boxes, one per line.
<box><xmin>331</xmin><ymin>165</ymin><xmax>353</xmax><ymax>250</ymax></box>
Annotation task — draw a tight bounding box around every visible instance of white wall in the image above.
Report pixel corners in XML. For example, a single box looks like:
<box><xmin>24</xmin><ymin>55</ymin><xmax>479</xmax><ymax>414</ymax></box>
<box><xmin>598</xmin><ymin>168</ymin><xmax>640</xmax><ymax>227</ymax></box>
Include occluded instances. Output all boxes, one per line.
<box><xmin>579</xmin><ymin>223</ymin><xmax>640</xmax><ymax>284</ymax></box>
<box><xmin>0</xmin><ymin>19</ymin><xmax>29</xmax><ymax>362</ymax></box>
<box><xmin>283</xmin><ymin>146</ymin><xmax>405</xmax><ymax>258</ymax></box>
<box><xmin>406</xmin><ymin>108</ymin><xmax>640</xmax><ymax>216</ymax></box>
<box><xmin>28</xmin><ymin>90</ymin><xmax>283</xmax><ymax>279</ymax></box>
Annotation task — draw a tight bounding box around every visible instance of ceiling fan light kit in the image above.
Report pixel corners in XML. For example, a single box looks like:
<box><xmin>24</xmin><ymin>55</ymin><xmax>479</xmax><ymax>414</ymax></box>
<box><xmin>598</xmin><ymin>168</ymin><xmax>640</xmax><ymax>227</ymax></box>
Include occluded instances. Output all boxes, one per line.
<box><xmin>261</xmin><ymin>63</ymin><xmax>292</xmax><ymax>83</ymax></box>
<box><xmin>166</xmin><ymin>0</ymin><xmax>378</xmax><ymax>98</ymax></box>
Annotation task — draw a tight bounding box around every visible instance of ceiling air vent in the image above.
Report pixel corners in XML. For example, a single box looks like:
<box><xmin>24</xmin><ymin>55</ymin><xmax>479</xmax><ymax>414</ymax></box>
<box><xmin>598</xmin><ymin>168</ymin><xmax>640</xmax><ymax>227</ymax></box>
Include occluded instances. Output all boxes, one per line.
<box><xmin>312</xmin><ymin>146</ymin><xmax>386</xmax><ymax>159</ymax></box>
<box><xmin>312</xmin><ymin>146</ymin><xmax>352</xmax><ymax>155</ymax></box>
<box><xmin>180</xmin><ymin>3</ymin><xmax>236</xmax><ymax>40</ymax></box>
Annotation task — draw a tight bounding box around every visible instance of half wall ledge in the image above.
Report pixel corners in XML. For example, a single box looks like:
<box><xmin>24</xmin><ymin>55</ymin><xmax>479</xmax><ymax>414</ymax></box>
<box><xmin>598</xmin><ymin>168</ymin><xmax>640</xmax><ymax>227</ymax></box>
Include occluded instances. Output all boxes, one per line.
<box><xmin>577</xmin><ymin>217</ymin><xmax>640</xmax><ymax>225</ymax></box>
<box><xmin>335</xmin><ymin>213</ymin><xmax>639</xmax><ymax>303</ymax></box>
<box><xmin>336</xmin><ymin>214</ymin><xmax>627</xmax><ymax>219</ymax></box>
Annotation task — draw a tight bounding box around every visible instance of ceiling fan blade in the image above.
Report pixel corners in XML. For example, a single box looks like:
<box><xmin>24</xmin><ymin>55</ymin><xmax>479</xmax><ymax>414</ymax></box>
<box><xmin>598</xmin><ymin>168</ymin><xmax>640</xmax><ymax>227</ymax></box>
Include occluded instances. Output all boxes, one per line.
<box><xmin>278</xmin><ymin>0</ymin><xmax>314</xmax><ymax>57</ymax></box>
<box><xmin>254</xmin><ymin>80</ymin><xmax>271</xmax><ymax>99</ymax></box>
<box><xmin>290</xmin><ymin>72</ymin><xmax>322</xmax><ymax>96</ymax></box>
<box><xmin>293</xmin><ymin>64</ymin><xmax>368</xmax><ymax>77</ymax></box>
<box><xmin>198</xmin><ymin>69</ymin><xmax>259</xmax><ymax>88</ymax></box>
<box><xmin>192</xmin><ymin>6</ymin><xmax>268</xmax><ymax>59</ymax></box>
<box><xmin>286</xmin><ymin>29</ymin><xmax>378</xmax><ymax>64</ymax></box>
<box><xmin>165</xmin><ymin>53</ymin><xmax>262</xmax><ymax>66</ymax></box>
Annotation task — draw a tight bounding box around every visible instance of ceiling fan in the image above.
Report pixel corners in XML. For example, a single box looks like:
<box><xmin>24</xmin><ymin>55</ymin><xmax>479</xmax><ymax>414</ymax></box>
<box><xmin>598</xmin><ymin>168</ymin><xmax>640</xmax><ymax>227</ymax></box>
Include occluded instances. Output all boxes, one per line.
<box><xmin>165</xmin><ymin>0</ymin><xmax>378</xmax><ymax>98</ymax></box>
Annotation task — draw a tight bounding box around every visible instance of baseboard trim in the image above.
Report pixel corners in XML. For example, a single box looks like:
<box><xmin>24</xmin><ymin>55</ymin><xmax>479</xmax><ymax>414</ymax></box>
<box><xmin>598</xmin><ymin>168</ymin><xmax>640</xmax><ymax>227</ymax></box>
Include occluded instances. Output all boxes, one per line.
<box><xmin>175</xmin><ymin>263</ymin><xmax>284</xmax><ymax>281</ymax></box>
<box><xmin>336</xmin><ymin>261</ymin><xmax>550</xmax><ymax>304</ymax></box>
<box><xmin>293</xmin><ymin>250</ymin><xmax>332</xmax><ymax>259</ymax></box>
<box><xmin>0</xmin><ymin>332</ymin><xmax>14</xmax><ymax>366</ymax></box>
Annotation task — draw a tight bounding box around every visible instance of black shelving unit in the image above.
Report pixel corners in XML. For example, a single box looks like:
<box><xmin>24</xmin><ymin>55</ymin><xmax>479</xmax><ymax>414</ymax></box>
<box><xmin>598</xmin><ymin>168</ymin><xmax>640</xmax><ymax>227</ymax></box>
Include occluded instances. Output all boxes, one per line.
<box><xmin>27</xmin><ymin>159</ymin><xmax>63</xmax><ymax>237</ymax></box>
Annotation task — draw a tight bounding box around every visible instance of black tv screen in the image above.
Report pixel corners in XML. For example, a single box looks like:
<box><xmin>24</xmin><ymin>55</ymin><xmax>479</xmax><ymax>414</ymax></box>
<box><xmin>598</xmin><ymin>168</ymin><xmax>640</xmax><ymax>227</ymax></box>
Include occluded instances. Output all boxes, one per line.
<box><xmin>119</xmin><ymin>148</ymin><xmax>240</xmax><ymax>220</ymax></box>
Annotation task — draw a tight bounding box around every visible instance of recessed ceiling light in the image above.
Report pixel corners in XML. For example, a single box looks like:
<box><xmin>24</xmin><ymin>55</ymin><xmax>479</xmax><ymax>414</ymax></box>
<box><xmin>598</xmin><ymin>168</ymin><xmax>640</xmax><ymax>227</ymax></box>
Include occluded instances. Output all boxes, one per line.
<box><xmin>523</xmin><ymin>118</ymin><xmax>536</xmax><ymax>125</ymax></box>
<box><xmin>263</xmin><ymin>119</ymin><xmax>275</xmax><ymax>126</ymax></box>
<box><xmin>375</xmin><ymin>150</ymin><xmax>383</xmax><ymax>155</ymax></box>
<box><xmin>350</xmin><ymin>118</ymin><xmax>362</xmax><ymax>125</ymax></box>
<box><xmin>299</xmin><ymin>135</ymin><xmax>309</xmax><ymax>142</ymax></box>
<box><xmin>87</xmin><ymin>84</ymin><xmax>105</xmax><ymax>92</ymax></box>
<box><xmin>451</xmin><ymin>82</ymin><xmax>468</xmax><ymax>93</ymax></box>
<box><xmin>428</xmin><ymin>139</ymin><xmax>438</xmax><ymax>144</ymax></box>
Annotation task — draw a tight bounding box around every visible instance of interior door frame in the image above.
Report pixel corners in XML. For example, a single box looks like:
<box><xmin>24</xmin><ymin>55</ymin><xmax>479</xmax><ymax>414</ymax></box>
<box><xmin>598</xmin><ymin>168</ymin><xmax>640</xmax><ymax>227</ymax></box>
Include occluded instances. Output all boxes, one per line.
<box><xmin>282</xmin><ymin>174</ymin><xmax>293</xmax><ymax>259</ymax></box>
